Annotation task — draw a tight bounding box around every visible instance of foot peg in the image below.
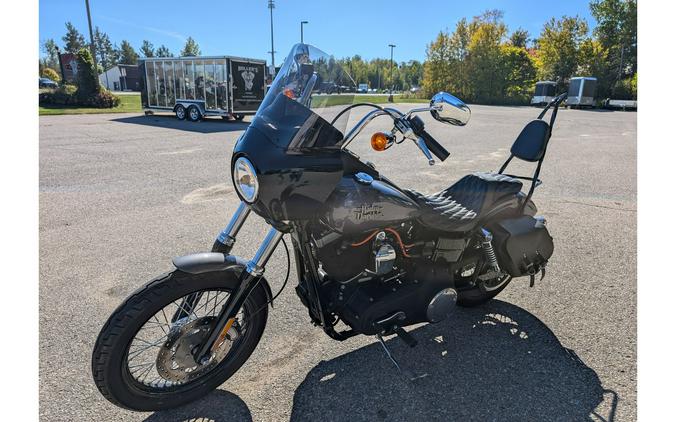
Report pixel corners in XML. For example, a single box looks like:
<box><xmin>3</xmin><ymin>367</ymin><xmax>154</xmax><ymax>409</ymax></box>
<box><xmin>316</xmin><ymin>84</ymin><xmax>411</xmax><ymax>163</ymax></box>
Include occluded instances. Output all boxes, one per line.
<box><xmin>394</xmin><ymin>326</ymin><xmax>418</xmax><ymax>348</ymax></box>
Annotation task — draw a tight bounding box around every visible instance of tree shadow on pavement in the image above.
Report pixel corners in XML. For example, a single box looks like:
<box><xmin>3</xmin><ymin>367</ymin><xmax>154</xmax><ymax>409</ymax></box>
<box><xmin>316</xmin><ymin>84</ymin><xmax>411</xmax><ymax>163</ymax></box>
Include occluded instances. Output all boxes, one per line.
<box><xmin>112</xmin><ymin>114</ymin><xmax>250</xmax><ymax>134</ymax></box>
<box><xmin>291</xmin><ymin>300</ymin><xmax>617</xmax><ymax>422</ymax></box>
<box><xmin>144</xmin><ymin>390</ymin><xmax>252</xmax><ymax>422</ymax></box>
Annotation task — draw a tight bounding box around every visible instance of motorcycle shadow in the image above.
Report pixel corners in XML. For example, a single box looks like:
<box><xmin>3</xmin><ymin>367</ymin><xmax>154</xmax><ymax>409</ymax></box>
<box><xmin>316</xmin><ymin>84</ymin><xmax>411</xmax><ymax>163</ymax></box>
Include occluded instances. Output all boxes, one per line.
<box><xmin>290</xmin><ymin>300</ymin><xmax>617</xmax><ymax>422</ymax></box>
<box><xmin>144</xmin><ymin>389</ymin><xmax>252</xmax><ymax>422</ymax></box>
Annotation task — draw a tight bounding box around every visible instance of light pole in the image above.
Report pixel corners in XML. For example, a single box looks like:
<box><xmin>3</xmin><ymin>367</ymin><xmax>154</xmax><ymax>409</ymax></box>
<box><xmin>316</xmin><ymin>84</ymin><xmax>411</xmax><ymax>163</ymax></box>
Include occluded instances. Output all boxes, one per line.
<box><xmin>301</xmin><ymin>21</ymin><xmax>308</xmax><ymax>43</ymax></box>
<box><xmin>388</xmin><ymin>44</ymin><xmax>396</xmax><ymax>102</ymax></box>
<box><xmin>84</xmin><ymin>0</ymin><xmax>99</xmax><ymax>87</ymax></box>
<box><xmin>268</xmin><ymin>0</ymin><xmax>277</xmax><ymax>74</ymax></box>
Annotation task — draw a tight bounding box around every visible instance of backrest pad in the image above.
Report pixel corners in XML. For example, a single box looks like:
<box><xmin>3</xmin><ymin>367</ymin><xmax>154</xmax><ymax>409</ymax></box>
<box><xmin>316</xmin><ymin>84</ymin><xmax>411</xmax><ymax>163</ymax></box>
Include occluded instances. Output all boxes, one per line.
<box><xmin>510</xmin><ymin>119</ymin><xmax>551</xmax><ymax>162</ymax></box>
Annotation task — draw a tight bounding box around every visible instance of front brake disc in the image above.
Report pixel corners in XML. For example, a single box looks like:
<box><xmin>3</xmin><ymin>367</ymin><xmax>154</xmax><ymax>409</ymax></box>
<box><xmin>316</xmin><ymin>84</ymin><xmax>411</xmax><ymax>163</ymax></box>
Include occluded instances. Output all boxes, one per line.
<box><xmin>155</xmin><ymin>316</ymin><xmax>238</xmax><ymax>383</ymax></box>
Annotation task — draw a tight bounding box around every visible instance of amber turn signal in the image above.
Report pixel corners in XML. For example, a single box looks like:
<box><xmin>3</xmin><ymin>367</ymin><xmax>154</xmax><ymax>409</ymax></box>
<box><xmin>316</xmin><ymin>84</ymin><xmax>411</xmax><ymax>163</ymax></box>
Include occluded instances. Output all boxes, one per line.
<box><xmin>371</xmin><ymin>132</ymin><xmax>391</xmax><ymax>152</ymax></box>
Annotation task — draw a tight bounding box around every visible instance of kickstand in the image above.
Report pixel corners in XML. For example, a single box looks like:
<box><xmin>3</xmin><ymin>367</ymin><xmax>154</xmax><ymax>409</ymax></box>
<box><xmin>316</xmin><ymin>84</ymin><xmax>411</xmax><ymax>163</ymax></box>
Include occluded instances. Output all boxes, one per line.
<box><xmin>376</xmin><ymin>334</ymin><xmax>420</xmax><ymax>381</ymax></box>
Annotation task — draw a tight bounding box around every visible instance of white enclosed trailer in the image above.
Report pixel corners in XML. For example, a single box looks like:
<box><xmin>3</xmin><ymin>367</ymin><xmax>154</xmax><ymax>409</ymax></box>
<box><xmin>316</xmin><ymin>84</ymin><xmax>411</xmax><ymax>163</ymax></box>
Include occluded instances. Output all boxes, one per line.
<box><xmin>139</xmin><ymin>56</ymin><xmax>267</xmax><ymax>121</ymax></box>
<box><xmin>531</xmin><ymin>81</ymin><xmax>557</xmax><ymax>106</ymax></box>
<box><xmin>566</xmin><ymin>76</ymin><xmax>597</xmax><ymax>108</ymax></box>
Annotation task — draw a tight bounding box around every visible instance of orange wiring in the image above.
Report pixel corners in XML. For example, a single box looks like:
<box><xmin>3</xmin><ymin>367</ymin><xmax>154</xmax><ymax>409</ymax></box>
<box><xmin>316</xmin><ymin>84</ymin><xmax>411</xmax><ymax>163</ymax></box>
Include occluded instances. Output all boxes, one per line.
<box><xmin>350</xmin><ymin>227</ymin><xmax>412</xmax><ymax>258</ymax></box>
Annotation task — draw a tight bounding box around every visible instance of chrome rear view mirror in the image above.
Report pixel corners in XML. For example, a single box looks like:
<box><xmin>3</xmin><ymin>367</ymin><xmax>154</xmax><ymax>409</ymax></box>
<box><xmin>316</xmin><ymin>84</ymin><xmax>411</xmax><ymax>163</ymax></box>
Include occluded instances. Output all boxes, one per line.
<box><xmin>430</xmin><ymin>92</ymin><xmax>471</xmax><ymax>126</ymax></box>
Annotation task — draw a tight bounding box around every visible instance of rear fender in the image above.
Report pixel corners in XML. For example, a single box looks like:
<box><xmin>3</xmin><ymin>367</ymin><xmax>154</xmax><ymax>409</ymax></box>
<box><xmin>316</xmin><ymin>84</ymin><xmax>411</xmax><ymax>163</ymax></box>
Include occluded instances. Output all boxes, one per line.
<box><xmin>172</xmin><ymin>252</ymin><xmax>274</xmax><ymax>305</ymax></box>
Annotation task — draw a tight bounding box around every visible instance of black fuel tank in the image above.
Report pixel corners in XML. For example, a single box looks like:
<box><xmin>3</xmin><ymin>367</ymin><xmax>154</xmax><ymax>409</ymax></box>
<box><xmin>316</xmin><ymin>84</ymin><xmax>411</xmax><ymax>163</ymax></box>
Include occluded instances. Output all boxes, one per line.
<box><xmin>323</xmin><ymin>174</ymin><xmax>420</xmax><ymax>235</ymax></box>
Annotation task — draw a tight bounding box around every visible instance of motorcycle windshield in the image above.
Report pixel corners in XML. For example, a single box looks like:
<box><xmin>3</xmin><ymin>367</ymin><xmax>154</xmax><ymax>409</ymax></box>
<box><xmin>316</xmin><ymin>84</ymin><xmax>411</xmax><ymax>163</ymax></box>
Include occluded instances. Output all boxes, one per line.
<box><xmin>252</xmin><ymin>44</ymin><xmax>356</xmax><ymax>151</ymax></box>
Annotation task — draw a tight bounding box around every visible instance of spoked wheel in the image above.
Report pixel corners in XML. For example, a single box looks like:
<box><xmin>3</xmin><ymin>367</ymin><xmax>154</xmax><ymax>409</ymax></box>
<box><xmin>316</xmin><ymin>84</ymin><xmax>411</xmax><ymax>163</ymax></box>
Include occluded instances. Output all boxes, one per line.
<box><xmin>92</xmin><ymin>270</ymin><xmax>268</xmax><ymax>411</ymax></box>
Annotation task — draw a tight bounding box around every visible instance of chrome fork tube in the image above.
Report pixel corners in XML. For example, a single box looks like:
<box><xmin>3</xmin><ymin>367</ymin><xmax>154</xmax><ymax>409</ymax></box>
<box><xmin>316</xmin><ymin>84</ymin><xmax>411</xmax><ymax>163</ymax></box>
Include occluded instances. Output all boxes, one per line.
<box><xmin>196</xmin><ymin>227</ymin><xmax>283</xmax><ymax>362</ymax></box>
<box><xmin>212</xmin><ymin>202</ymin><xmax>251</xmax><ymax>253</ymax></box>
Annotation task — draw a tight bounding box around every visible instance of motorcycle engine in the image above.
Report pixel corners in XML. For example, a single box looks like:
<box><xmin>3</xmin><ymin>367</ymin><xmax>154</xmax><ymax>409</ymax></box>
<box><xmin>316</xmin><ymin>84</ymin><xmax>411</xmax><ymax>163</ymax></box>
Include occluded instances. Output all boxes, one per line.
<box><xmin>310</xmin><ymin>227</ymin><xmax>453</xmax><ymax>335</ymax></box>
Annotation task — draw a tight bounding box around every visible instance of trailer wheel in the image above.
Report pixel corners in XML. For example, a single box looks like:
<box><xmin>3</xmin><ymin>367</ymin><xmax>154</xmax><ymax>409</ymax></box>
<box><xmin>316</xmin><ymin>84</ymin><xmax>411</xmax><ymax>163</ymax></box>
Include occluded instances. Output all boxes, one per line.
<box><xmin>175</xmin><ymin>105</ymin><xmax>186</xmax><ymax>120</ymax></box>
<box><xmin>187</xmin><ymin>106</ymin><xmax>201</xmax><ymax>122</ymax></box>
<box><xmin>235</xmin><ymin>114</ymin><xmax>245</xmax><ymax>121</ymax></box>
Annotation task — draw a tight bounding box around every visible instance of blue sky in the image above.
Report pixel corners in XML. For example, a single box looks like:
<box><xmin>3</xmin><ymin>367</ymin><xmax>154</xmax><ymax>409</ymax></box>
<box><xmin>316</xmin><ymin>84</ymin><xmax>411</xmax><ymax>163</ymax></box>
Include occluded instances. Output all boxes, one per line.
<box><xmin>39</xmin><ymin>0</ymin><xmax>595</xmax><ymax>63</ymax></box>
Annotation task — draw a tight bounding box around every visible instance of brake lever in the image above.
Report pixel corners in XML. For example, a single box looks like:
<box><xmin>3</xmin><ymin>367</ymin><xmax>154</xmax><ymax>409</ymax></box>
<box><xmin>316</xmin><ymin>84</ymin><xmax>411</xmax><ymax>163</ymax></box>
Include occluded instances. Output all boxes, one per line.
<box><xmin>413</xmin><ymin>137</ymin><xmax>435</xmax><ymax>166</ymax></box>
<box><xmin>392</xmin><ymin>117</ymin><xmax>435</xmax><ymax>165</ymax></box>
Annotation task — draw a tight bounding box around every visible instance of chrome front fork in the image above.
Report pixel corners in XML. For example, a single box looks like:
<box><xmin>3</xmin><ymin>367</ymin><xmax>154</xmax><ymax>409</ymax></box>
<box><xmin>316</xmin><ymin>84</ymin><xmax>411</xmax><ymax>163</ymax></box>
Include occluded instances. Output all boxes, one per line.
<box><xmin>195</xmin><ymin>202</ymin><xmax>284</xmax><ymax>361</ymax></box>
<box><xmin>211</xmin><ymin>202</ymin><xmax>252</xmax><ymax>254</ymax></box>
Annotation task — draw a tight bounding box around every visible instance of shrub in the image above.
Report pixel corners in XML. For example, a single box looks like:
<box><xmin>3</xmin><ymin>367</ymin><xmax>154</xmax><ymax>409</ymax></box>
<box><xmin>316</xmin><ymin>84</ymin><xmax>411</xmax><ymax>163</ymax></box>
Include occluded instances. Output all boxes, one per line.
<box><xmin>39</xmin><ymin>84</ymin><xmax>78</xmax><ymax>106</ymax></box>
<box><xmin>83</xmin><ymin>90</ymin><xmax>120</xmax><ymax>108</ymax></box>
<box><xmin>39</xmin><ymin>83</ymin><xmax>120</xmax><ymax>109</ymax></box>
<box><xmin>76</xmin><ymin>48</ymin><xmax>101</xmax><ymax>102</ymax></box>
<box><xmin>41</xmin><ymin>67</ymin><xmax>61</xmax><ymax>83</ymax></box>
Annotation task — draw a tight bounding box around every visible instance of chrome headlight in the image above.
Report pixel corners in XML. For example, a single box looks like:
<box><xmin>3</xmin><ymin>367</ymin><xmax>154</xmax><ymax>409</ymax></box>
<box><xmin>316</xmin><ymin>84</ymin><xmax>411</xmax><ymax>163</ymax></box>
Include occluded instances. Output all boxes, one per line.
<box><xmin>233</xmin><ymin>157</ymin><xmax>259</xmax><ymax>203</ymax></box>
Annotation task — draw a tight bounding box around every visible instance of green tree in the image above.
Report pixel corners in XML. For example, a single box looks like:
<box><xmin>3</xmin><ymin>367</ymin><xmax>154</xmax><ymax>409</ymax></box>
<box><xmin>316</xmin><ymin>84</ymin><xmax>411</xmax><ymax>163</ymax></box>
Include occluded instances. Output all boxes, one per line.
<box><xmin>535</xmin><ymin>16</ymin><xmax>588</xmax><ymax>83</ymax></box>
<box><xmin>180</xmin><ymin>37</ymin><xmax>201</xmax><ymax>56</ymax></box>
<box><xmin>509</xmin><ymin>28</ymin><xmax>529</xmax><ymax>48</ymax></box>
<box><xmin>41</xmin><ymin>39</ymin><xmax>60</xmax><ymax>69</ymax></box>
<box><xmin>465</xmin><ymin>10</ymin><xmax>508</xmax><ymax>103</ymax></box>
<box><xmin>577</xmin><ymin>38</ymin><xmax>612</xmax><ymax>98</ymax></box>
<box><xmin>500</xmin><ymin>45</ymin><xmax>537</xmax><ymax>101</ymax></box>
<box><xmin>62</xmin><ymin>22</ymin><xmax>86</xmax><ymax>54</ymax></box>
<box><xmin>156</xmin><ymin>45</ymin><xmax>173</xmax><ymax>57</ymax></box>
<box><xmin>76</xmin><ymin>47</ymin><xmax>100</xmax><ymax>100</ymax></box>
<box><xmin>590</xmin><ymin>0</ymin><xmax>637</xmax><ymax>94</ymax></box>
<box><xmin>118</xmin><ymin>40</ymin><xmax>139</xmax><ymax>64</ymax></box>
<box><xmin>140</xmin><ymin>40</ymin><xmax>154</xmax><ymax>58</ymax></box>
<box><xmin>94</xmin><ymin>27</ymin><xmax>116</xmax><ymax>71</ymax></box>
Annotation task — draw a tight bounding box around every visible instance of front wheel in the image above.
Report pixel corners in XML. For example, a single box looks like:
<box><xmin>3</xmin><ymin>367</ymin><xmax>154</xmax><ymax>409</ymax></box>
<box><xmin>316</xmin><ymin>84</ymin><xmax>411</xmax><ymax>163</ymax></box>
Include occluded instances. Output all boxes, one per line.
<box><xmin>91</xmin><ymin>269</ymin><xmax>268</xmax><ymax>411</ymax></box>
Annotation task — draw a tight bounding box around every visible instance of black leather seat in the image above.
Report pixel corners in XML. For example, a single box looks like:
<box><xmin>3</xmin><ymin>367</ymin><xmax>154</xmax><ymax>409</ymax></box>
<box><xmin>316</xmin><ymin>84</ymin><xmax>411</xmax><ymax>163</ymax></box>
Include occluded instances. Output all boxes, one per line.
<box><xmin>406</xmin><ymin>172</ymin><xmax>523</xmax><ymax>232</ymax></box>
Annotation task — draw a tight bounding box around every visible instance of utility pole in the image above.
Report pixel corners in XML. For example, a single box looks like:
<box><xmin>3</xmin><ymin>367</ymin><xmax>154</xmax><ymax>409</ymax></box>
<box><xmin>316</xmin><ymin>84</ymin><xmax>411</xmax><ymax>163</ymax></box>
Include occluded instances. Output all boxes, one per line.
<box><xmin>388</xmin><ymin>44</ymin><xmax>396</xmax><ymax>102</ymax></box>
<box><xmin>301</xmin><ymin>21</ymin><xmax>308</xmax><ymax>44</ymax></box>
<box><xmin>84</xmin><ymin>0</ymin><xmax>99</xmax><ymax>87</ymax></box>
<box><xmin>268</xmin><ymin>0</ymin><xmax>277</xmax><ymax>74</ymax></box>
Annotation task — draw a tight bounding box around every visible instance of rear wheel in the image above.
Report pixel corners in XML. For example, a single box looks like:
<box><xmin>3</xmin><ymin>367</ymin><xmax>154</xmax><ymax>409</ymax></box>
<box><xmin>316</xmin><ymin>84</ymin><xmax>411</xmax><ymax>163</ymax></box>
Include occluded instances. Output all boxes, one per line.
<box><xmin>91</xmin><ymin>270</ymin><xmax>268</xmax><ymax>411</ymax></box>
<box><xmin>235</xmin><ymin>114</ymin><xmax>245</xmax><ymax>121</ymax></box>
<box><xmin>457</xmin><ymin>273</ymin><xmax>512</xmax><ymax>307</ymax></box>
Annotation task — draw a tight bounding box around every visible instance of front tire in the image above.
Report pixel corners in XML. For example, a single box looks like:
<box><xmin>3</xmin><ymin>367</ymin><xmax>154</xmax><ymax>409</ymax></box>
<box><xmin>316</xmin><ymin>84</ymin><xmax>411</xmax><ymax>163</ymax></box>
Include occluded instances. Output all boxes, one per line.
<box><xmin>91</xmin><ymin>269</ymin><xmax>268</xmax><ymax>411</ymax></box>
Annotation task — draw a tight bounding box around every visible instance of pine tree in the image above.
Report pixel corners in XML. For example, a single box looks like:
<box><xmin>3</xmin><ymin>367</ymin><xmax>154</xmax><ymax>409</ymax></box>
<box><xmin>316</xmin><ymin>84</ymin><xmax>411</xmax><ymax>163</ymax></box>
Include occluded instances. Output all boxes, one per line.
<box><xmin>140</xmin><ymin>40</ymin><xmax>154</xmax><ymax>58</ymax></box>
<box><xmin>118</xmin><ymin>40</ymin><xmax>139</xmax><ymax>64</ymax></box>
<box><xmin>156</xmin><ymin>45</ymin><xmax>173</xmax><ymax>57</ymax></box>
<box><xmin>63</xmin><ymin>22</ymin><xmax>86</xmax><ymax>54</ymax></box>
<box><xmin>180</xmin><ymin>37</ymin><xmax>201</xmax><ymax>56</ymax></box>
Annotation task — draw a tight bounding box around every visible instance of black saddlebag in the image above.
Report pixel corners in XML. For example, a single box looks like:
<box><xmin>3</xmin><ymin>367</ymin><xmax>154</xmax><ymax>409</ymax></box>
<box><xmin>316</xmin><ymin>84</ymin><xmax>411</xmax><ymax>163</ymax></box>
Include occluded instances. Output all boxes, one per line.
<box><xmin>491</xmin><ymin>215</ymin><xmax>553</xmax><ymax>277</ymax></box>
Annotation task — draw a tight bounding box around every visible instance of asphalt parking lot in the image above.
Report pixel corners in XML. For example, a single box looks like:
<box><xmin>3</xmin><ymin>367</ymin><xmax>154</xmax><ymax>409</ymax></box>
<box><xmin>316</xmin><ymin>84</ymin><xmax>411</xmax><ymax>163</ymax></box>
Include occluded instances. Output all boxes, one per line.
<box><xmin>39</xmin><ymin>104</ymin><xmax>636</xmax><ymax>421</ymax></box>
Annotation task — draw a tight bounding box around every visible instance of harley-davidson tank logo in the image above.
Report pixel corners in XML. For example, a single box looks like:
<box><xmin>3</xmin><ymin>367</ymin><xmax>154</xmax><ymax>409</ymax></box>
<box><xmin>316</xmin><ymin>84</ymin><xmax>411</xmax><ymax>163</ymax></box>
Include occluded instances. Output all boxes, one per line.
<box><xmin>353</xmin><ymin>204</ymin><xmax>383</xmax><ymax>221</ymax></box>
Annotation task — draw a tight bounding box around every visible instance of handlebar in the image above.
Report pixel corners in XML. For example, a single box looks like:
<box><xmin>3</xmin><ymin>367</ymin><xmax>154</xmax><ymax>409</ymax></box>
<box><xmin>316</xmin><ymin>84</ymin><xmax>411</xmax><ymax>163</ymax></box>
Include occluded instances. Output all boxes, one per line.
<box><xmin>340</xmin><ymin>104</ymin><xmax>451</xmax><ymax>166</ymax></box>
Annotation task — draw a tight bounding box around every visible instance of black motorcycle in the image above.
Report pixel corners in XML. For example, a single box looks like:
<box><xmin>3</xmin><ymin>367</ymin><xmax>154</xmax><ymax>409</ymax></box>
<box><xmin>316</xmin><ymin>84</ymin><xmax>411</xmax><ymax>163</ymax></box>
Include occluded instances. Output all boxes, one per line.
<box><xmin>92</xmin><ymin>44</ymin><xmax>563</xmax><ymax>411</ymax></box>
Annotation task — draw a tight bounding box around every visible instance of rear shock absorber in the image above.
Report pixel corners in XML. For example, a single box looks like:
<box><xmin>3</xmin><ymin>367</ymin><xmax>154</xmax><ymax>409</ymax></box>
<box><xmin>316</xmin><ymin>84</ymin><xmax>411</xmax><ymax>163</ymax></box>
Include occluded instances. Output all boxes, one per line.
<box><xmin>480</xmin><ymin>228</ymin><xmax>501</xmax><ymax>274</ymax></box>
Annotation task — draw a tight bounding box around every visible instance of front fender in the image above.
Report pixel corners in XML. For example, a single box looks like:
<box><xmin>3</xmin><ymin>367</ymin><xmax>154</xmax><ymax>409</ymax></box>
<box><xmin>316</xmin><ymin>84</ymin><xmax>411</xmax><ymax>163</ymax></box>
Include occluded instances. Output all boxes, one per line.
<box><xmin>172</xmin><ymin>252</ymin><xmax>274</xmax><ymax>306</ymax></box>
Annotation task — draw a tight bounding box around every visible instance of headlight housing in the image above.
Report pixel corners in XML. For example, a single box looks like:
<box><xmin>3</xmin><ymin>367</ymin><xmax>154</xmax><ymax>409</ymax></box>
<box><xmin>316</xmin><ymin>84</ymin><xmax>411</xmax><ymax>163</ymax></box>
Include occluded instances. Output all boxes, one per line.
<box><xmin>233</xmin><ymin>156</ymin><xmax>259</xmax><ymax>203</ymax></box>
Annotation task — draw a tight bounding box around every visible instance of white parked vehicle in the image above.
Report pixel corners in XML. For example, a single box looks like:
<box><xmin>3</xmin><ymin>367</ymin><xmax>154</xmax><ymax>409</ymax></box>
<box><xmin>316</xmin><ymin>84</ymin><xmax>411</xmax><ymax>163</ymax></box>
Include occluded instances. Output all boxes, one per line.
<box><xmin>566</xmin><ymin>77</ymin><xmax>597</xmax><ymax>108</ymax></box>
<box><xmin>531</xmin><ymin>81</ymin><xmax>556</xmax><ymax>106</ymax></box>
<box><xmin>604</xmin><ymin>99</ymin><xmax>637</xmax><ymax>111</ymax></box>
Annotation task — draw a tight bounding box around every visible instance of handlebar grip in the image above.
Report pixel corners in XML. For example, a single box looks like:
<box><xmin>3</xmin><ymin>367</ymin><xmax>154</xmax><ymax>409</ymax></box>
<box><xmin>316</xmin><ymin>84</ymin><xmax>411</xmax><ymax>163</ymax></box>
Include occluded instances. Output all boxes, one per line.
<box><xmin>420</xmin><ymin>129</ymin><xmax>450</xmax><ymax>162</ymax></box>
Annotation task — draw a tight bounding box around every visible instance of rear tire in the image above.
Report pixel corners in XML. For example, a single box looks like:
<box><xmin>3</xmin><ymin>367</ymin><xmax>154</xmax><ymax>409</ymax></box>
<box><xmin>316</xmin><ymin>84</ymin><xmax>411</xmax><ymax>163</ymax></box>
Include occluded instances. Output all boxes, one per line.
<box><xmin>235</xmin><ymin>114</ymin><xmax>245</xmax><ymax>121</ymax></box>
<box><xmin>457</xmin><ymin>276</ymin><xmax>512</xmax><ymax>307</ymax></box>
<box><xmin>91</xmin><ymin>269</ymin><xmax>268</xmax><ymax>411</ymax></box>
